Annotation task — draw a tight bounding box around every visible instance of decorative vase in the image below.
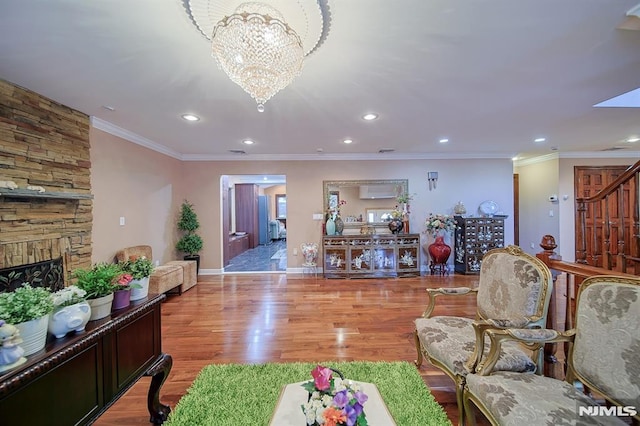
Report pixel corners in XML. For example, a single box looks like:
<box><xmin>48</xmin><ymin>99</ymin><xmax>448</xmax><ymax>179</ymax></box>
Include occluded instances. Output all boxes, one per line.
<box><xmin>428</xmin><ymin>236</ymin><xmax>452</xmax><ymax>264</ymax></box>
<box><xmin>301</xmin><ymin>243</ymin><xmax>318</xmax><ymax>265</ymax></box>
<box><xmin>87</xmin><ymin>293</ymin><xmax>114</xmax><ymax>321</ymax></box>
<box><xmin>48</xmin><ymin>302</ymin><xmax>91</xmax><ymax>339</ymax></box>
<box><xmin>130</xmin><ymin>276</ymin><xmax>150</xmax><ymax>301</ymax></box>
<box><xmin>326</xmin><ymin>216</ymin><xmax>336</xmax><ymax>235</ymax></box>
<box><xmin>15</xmin><ymin>314</ymin><xmax>50</xmax><ymax>356</ymax></box>
<box><xmin>454</xmin><ymin>201</ymin><xmax>467</xmax><ymax>215</ymax></box>
<box><xmin>112</xmin><ymin>289</ymin><xmax>131</xmax><ymax>311</ymax></box>
<box><xmin>334</xmin><ymin>216</ymin><xmax>344</xmax><ymax>235</ymax></box>
<box><xmin>388</xmin><ymin>218</ymin><xmax>404</xmax><ymax>234</ymax></box>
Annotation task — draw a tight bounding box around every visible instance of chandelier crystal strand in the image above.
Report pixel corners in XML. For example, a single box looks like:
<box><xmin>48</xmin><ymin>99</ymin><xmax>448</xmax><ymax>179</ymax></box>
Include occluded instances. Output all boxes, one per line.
<box><xmin>211</xmin><ymin>3</ymin><xmax>304</xmax><ymax>111</ymax></box>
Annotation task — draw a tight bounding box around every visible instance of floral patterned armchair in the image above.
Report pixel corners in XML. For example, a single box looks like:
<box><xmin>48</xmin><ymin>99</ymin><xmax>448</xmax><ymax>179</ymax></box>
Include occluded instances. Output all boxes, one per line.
<box><xmin>463</xmin><ymin>275</ymin><xmax>640</xmax><ymax>425</ymax></box>
<box><xmin>414</xmin><ymin>245</ymin><xmax>553</xmax><ymax>424</ymax></box>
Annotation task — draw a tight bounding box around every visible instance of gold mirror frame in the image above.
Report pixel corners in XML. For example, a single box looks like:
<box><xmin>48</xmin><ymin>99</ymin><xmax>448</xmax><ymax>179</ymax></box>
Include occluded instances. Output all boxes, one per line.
<box><xmin>322</xmin><ymin>179</ymin><xmax>409</xmax><ymax>224</ymax></box>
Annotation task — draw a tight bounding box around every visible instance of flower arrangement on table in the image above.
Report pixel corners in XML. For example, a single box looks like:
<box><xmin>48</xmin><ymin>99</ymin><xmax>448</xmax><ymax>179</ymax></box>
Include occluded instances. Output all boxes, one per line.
<box><xmin>425</xmin><ymin>213</ymin><xmax>457</xmax><ymax>237</ymax></box>
<box><xmin>120</xmin><ymin>255</ymin><xmax>154</xmax><ymax>280</ymax></box>
<box><xmin>51</xmin><ymin>285</ymin><xmax>87</xmax><ymax>310</ymax></box>
<box><xmin>395</xmin><ymin>192</ymin><xmax>415</xmax><ymax>205</ymax></box>
<box><xmin>390</xmin><ymin>208</ymin><xmax>403</xmax><ymax>220</ymax></box>
<box><xmin>301</xmin><ymin>365</ymin><xmax>368</xmax><ymax>426</ymax></box>
<box><xmin>327</xmin><ymin>199</ymin><xmax>347</xmax><ymax>219</ymax></box>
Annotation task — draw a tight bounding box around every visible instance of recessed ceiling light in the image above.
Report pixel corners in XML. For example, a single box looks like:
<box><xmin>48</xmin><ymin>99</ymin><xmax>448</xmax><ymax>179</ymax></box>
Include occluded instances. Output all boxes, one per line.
<box><xmin>242</xmin><ymin>139</ymin><xmax>254</xmax><ymax>145</ymax></box>
<box><xmin>439</xmin><ymin>138</ymin><xmax>449</xmax><ymax>143</ymax></box>
<box><xmin>362</xmin><ymin>113</ymin><xmax>378</xmax><ymax>121</ymax></box>
<box><xmin>181</xmin><ymin>114</ymin><xmax>200</xmax><ymax>121</ymax></box>
<box><xmin>626</xmin><ymin>136</ymin><xmax>640</xmax><ymax>143</ymax></box>
<box><xmin>102</xmin><ymin>105</ymin><xmax>115</xmax><ymax>111</ymax></box>
<box><xmin>534</xmin><ymin>137</ymin><xmax>546</xmax><ymax>143</ymax></box>
<box><xmin>343</xmin><ymin>139</ymin><xmax>353</xmax><ymax>144</ymax></box>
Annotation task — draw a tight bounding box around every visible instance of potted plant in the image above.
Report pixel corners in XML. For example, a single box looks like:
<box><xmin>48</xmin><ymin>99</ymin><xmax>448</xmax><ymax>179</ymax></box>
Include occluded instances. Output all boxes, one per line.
<box><xmin>120</xmin><ymin>255</ymin><xmax>154</xmax><ymax>301</ymax></box>
<box><xmin>176</xmin><ymin>200</ymin><xmax>203</xmax><ymax>272</ymax></box>
<box><xmin>0</xmin><ymin>283</ymin><xmax>54</xmax><ymax>356</ymax></box>
<box><xmin>48</xmin><ymin>285</ymin><xmax>91</xmax><ymax>339</ymax></box>
<box><xmin>111</xmin><ymin>272</ymin><xmax>136</xmax><ymax>311</ymax></box>
<box><xmin>73</xmin><ymin>262</ymin><xmax>122</xmax><ymax>321</ymax></box>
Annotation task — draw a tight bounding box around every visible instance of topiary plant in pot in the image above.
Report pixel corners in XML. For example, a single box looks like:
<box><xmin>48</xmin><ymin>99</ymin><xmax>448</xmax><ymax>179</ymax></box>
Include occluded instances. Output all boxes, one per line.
<box><xmin>175</xmin><ymin>200</ymin><xmax>203</xmax><ymax>272</ymax></box>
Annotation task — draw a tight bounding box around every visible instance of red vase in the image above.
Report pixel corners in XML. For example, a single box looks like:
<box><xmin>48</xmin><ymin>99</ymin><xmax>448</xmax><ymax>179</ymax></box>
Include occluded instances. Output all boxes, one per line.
<box><xmin>428</xmin><ymin>236</ymin><xmax>451</xmax><ymax>264</ymax></box>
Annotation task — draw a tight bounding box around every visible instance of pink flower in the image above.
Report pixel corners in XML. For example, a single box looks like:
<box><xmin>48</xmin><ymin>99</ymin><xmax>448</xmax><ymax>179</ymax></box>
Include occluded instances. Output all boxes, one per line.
<box><xmin>117</xmin><ymin>273</ymin><xmax>133</xmax><ymax>286</ymax></box>
<box><xmin>311</xmin><ymin>365</ymin><xmax>332</xmax><ymax>391</ymax></box>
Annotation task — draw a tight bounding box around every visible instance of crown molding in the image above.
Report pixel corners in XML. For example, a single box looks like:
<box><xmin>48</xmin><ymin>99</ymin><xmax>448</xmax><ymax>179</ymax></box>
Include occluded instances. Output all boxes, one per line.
<box><xmin>181</xmin><ymin>152</ymin><xmax>515</xmax><ymax>161</ymax></box>
<box><xmin>92</xmin><ymin>118</ymin><xmax>639</xmax><ymax>163</ymax></box>
<box><xmin>514</xmin><ymin>150</ymin><xmax>640</xmax><ymax>167</ymax></box>
<box><xmin>90</xmin><ymin>117</ymin><xmax>184</xmax><ymax>160</ymax></box>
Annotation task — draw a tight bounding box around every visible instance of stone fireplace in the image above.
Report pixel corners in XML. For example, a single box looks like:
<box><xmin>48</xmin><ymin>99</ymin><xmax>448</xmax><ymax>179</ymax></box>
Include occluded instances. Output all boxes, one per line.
<box><xmin>0</xmin><ymin>238</ymin><xmax>72</xmax><ymax>290</ymax></box>
<box><xmin>0</xmin><ymin>80</ymin><xmax>93</xmax><ymax>277</ymax></box>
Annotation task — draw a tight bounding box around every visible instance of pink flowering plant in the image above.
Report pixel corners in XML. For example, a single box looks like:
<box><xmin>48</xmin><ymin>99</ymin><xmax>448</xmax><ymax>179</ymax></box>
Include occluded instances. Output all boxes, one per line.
<box><xmin>301</xmin><ymin>365</ymin><xmax>368</xmax><ymax>426</ymax></box>
<box><xmin>114</xmin><ymin>273</ymin><xmax>140</xmax><ymax>291</ymax></box>
<box><xmin>425</xmin><ymin>213</ymin><xmax>457</xmax><ymax>237</ymax></box>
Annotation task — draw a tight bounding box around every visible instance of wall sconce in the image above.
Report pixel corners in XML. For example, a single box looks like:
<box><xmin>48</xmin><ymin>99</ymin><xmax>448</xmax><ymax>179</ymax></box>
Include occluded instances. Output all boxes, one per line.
<box><xmin>427</xmin><ymin>172</ymin><xmax>438</xmax><ymax>190</ymax></box>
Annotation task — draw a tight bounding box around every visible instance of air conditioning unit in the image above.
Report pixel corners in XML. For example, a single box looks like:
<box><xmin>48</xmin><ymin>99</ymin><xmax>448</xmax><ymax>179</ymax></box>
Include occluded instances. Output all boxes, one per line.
<box><xmin>358</xmin><ymin>185</ymin><xmax>397</xmax><ymax>199</ymax></box>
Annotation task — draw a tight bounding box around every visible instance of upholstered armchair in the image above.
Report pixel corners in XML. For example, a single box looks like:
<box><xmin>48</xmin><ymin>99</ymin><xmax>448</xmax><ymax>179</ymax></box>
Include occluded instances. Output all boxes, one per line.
<box><xmin>463</xmin><ymin>275</ymin><xmax>640</xmax><ymax>425</ymax></box>
<box><xmin>414</xmin><ymin>245</ymin><xmax>553</xmax><ymax>424</ymax></box>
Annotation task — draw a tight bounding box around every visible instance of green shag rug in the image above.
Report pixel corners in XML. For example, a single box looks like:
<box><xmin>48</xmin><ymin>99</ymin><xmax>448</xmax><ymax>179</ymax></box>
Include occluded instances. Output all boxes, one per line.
<box><xmin>165</xmin><ymin>360</ymin><xmax>451</xmax><ymax>426</ymax></box>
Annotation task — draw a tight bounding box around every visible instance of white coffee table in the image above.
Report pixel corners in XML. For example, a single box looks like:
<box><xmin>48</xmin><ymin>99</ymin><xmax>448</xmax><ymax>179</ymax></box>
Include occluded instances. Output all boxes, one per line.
<box><xmin>269</xmin><ymin>380</ymin><xmax>397</xmax><ymax>425</ymax></box>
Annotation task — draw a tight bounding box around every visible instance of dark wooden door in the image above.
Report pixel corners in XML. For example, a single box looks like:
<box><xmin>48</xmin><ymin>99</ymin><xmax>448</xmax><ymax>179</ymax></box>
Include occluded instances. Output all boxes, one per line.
<box><xmin>574</xmin><ymin>166</ymin><xmax>634</xmax><ymax>268</ymax></box>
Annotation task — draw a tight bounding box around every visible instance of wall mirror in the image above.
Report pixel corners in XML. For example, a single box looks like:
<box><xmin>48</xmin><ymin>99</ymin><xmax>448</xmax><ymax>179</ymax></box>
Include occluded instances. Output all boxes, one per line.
<box><xmin>323</xmin><ymin>179</ymin><xmax>408</xmax><ymax>224</ymax></box>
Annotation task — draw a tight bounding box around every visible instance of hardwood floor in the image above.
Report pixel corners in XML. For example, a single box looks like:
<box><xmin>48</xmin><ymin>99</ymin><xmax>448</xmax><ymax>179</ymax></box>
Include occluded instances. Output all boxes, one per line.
<box><xmin>94</xmin><ymin>273</ymin><xmax>557</xmax><ymax>425</ymax></box>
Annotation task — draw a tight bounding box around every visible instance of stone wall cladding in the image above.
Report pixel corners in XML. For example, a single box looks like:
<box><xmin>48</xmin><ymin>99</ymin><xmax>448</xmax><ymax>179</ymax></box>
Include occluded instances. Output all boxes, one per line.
<box><xmin>0</xmin><ymin>79</ymin><xmax>92</xmax><ymax>275</ymax></box>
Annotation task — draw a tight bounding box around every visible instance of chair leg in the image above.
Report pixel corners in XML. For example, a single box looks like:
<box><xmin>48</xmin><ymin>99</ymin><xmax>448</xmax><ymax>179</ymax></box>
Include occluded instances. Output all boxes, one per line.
<box><xmin>455</xmin><ymin>376</ymin><xmax>466</xmax><ymax>426</ymax></box>
<box><xmin>414</xmin><ymin>331</ymin><xmax>423</xmax><ymax>367</ymax></box>
<box><xmin>462</xmin><ymin>387</ymin><xmax>476</xmax><ymax>426</ymax></box>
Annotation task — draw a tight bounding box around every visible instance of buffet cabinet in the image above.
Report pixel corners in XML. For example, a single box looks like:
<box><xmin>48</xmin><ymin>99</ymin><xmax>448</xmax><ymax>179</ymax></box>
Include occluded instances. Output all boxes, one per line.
<box><xmin>454</xmin><ymin>216</ymin><xmax>505</xmax><ymax>274</ymax></box>
<box><xmin>323</xmin><ymin>234</ymin><xmax>420</xmax><ymax>278</ymax></box>
<box><xmin>0</xmin><ymin>294</ymin><xmax>172</xmax><ymax>425</ymax></box>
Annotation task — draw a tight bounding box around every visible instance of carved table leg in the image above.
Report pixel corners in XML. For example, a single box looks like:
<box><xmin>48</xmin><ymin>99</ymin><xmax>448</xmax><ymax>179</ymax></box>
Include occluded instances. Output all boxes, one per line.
<box><xmin>146</xmin><ymin>353</ymin><xmax>173</xmax><ymax>424</ymax></box>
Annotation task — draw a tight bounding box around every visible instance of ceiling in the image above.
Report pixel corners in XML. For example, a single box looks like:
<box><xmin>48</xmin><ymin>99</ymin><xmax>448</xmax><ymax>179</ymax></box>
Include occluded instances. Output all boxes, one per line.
<box><xmin>1</xmin><ymin>1</ymin><xmax>640</xmax><ymax>163</ymax></box>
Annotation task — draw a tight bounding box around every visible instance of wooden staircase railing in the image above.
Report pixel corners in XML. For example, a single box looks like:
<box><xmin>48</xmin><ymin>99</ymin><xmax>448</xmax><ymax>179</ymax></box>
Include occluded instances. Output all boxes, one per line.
<box><xmin>575</xmin><ymin>160</ymin><xmax>640</xmax><ymax>274</ymax></box>
<box><xmin>537</xmin><ymin>160</ymin><xmax>640</xmax><ymax>377</ymax></box>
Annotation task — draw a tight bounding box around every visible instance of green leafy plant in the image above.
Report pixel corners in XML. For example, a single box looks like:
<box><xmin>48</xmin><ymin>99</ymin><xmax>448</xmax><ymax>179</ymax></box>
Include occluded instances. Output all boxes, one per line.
<box><xmin>176</xmin><ymin>201</ymin><xmax>203</xmax><ymax>255</ymax></box>
<box><xmin>51</xmin><ymin>285</ymin><xmax>86</xmax><ymax>309</ymax></box>
<box><xmin>396</xmin><ymin>192</ymin><xmax>415</xmax><ymax>205</ymax></box>
<box><xmin>73</xmin><ymin>262</ymin><xmax>123</xmax><ymax>299</ymax></box>
<box><xmin>0</xmin><ymin>283</ymin><xmax>54</xmax><ymax>324</ymax></box>
<box><xmin>120</xmin><ymin>255</ymin><xmax>154</xmax><ymax>279</ymax></box>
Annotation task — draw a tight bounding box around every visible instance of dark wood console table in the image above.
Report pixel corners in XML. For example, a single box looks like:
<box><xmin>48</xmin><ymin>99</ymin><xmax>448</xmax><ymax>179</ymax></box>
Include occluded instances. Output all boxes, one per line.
<box><xmin>323</xmin><ymin>234</ymin><xmax>421</xmax><ymax>278</ymax></box>
<box><xmin>0</xmin><ymin>293</ymin><xmax>172</xmax><ymax>425</ymax></box>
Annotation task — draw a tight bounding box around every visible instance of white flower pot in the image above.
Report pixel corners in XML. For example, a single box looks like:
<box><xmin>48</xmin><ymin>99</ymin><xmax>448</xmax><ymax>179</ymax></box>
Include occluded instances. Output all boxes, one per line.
<box><xmin>87</xmin><ymin>293</ymin><xmax>114</xmax><ymax>321</ymax></box>
<box><xmin>48</xmin><ymin>302</ymin><xmax>91</xmax><ymax>339</ymax></box>
<box><xmin>130</xmin><ymin>276</ymin><xmax>150</xmax><ymax>301</ymax></box>
<box><xmin>15</xmin><ymin>314</ymin><xmax>50</xmax><ymax>356</ymax></box>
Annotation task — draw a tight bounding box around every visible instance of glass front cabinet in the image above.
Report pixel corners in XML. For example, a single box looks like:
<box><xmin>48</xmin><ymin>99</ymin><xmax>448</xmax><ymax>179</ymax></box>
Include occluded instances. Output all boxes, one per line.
<box><xmin>322</xmin><ymin>234</ymin><xmax>420</xmax><ymax>278</ymax></box>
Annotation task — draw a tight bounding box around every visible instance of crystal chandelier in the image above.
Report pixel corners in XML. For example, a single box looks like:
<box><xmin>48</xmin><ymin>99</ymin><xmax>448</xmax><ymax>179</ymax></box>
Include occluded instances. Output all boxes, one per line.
<box><xmin>188</xmin><ymin>0</ymin><xmax>327</xmax><ymax>111</ymax></box>
<box><xmin>211</xmin><ymin>3</ymin><xmax>303</xmax><ymax>112</ymax></box>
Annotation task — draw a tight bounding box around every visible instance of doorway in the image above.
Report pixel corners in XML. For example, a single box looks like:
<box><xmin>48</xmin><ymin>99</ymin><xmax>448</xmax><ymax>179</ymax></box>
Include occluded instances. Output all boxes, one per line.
<box><xmin>222</xmin><ymin>175</ymin><xmax>287</xmax><ymax>273</ymax></box>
